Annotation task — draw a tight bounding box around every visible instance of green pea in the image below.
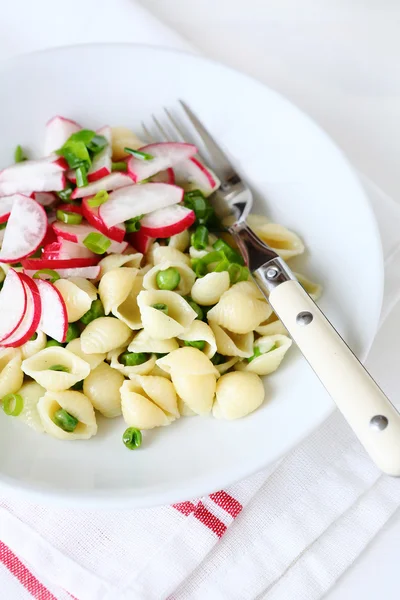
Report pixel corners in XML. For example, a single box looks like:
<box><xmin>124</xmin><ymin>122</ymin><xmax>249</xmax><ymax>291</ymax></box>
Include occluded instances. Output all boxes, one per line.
<box><xmin>46</xmin><ymin>339</ymin><xmax>64</xmax><ymax>348</ymax></box>
<box><xmin>30</xmin><ymin>332</ymin><xmax>38</xmax><ymax>341</ymax></box>
<box><xmin>211</xmin><ymin>353</ymin><xmax>224</xmax><ymax>365</ymax></box>
<box><xmin>152</xmin><ymin>303</ymin><xmax>169</xmax><ymax>315</ymax></box>
<box><xmin>80</xmin><ymin>299</ymin><xmax>105</xmax><ymax>325</ymax></box>
<box><xmin>53</xmin><ymin>408</ymin><xmax>78</xmax><ymax>432</ymax></box>
<box><xmin>48</xmin><ymin>364</ymin><xmax>69</xmax><ymax>372</ymax></box>
<box><xmin>156</xmin><ymin>267</ymin><xmax>180</xmax><ymax>290</ymax></box>
<box><xmin>65</xmin><ymin>322</ymin><xmax>80</xmax><ymax>343</ymax></box>
<box><xmin>186</xmin><ymin>299</ymin><xmax>203</xmax><ymax>320</ymax></box>
<box><xmin>184</xmin><ymin>340</ymin><xmax>206</xmax><ymax>351</ymax></box>
<box><xmin>119</xmin><ymin>351</ymin><xmax>149</xmax><ymax>366</ymax></box>
<box><xmin>123</xmin><ymin>427</ymin><xmax>142</xmax><ymax>450</ymax></box>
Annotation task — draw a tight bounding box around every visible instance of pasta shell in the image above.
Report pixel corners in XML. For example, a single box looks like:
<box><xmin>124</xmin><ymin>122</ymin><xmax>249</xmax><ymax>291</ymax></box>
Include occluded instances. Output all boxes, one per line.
<box><xmin>22</xmin><ymin>347</ymin><xmax>91</xmax><ymax>391</ymax></box>
<box><xmin>99</xmin><ymin>267</ymin><xmax>138</xmax><ymax>315</ymax></box>
<box><xmin>248</xmin><ymin>221</ymin><xmax>304</xmax><ymax>261</ymax></box>
<box><xmin>137</xmin><ymin>290</ymin><xmax>197</xmax><ymax>339</ymax></box>
<box><xmin>66</xmin><ymin>338</ymin><xmax>106</xmax><ymax>370</ymax></box>
<box><xmin>16</xmin><ymin>381</ymin><xmax>46</xmax><ymax>433</ymax></box>
<box><xmin>246</xmin><ymin>214</ymin><xmax>270</xmax><ymax>229</ymax></box>
<box><xmin>215</xmin><ymin>356</ymin><xmax>239</xmax><ymax>375</ymax></box>
<box><xmin>83</xmin><ymin>362</ymin><xmax>124</xmax><ymax>418</ymax></box>
<box><xmin>68</xmin><ymin>277</ymin><xmax>98</xmax><ymax>301</ymax></box>
<box><xmin>177</xmin><ymin>320</ymin><xmax>217</xmax><ymax>359</ymax></box>
<box><xmin>172</xmin><ymin>372</ymin><xmax>216</xmax><ymax>415</ymax></box>
<box><xmin>255</xmin><ymin>313</ymin><xmax>287</xmax><ymax>336</ymax></box>
<box><xmin>152</xmin><ymin>245</ymin><xmax>191</xmax><ymax>267</ymax></box>
<box><xmin>97</xmin><ymin>252</ymin><xmax>143</xmax><ymax>279</ymax></box>
<box><xmin>235</xmin><ymin>334</ymin><xmax>292</xmax><ymax>376</ymax></box>
<box><xmin>108</xmin><ymin>347</ymin><xmax>156</xmax><ymax>377</ymax></box>
<box><xmin>54</xmin><ymin>279</ymin><xmax>92</xmax><ymax>322</ymax></box>
<box><xmin>130</xmin><ymin>375</ymin><xmax>179</xmax><ymax>418</ymax></box>
<box><xmin>37</xmin><ymin>390</ymin><xmax>97</xmax><ymax>440</ymax></box>
<box><xmin>111</xmin><ymin>127</ymin><xmax>144</xmax><ymax>160</ymax></box>
<box><xmin>294</xmin><ymin>272</ymin><xmax>323</xmax><ymax>301</ymax></box>
<box><xmin>208</xmin><ymin>321</ymin><xmax>254</xmax><ymax>358</ymax></box>
<box><xmin>213</xmin><ymin>371</ymin><xmax>265</xmax><ymax>419</ymax></box>
<box><xmin>168</xmin><ymin>230</ymin><xmax>190</xmax><ymax>252</ymax></box>
<box><xmin>113</xmin><ymin>274</ymin><xmax>143</xmax><ymax>330</ymax></box>
<box><xmin>0</xmin><ymin>348</ymin><xmax>23</xmax><ymax>399</ymax></box>
<box><xmin>120</xmin><ymin>379</ymin><xmax>173</xmax><ymax>429</ymax></box>
<box><xmin>143</xmin><ymin>261</ymin><xmax>196</xmax><ymax>296</ymax></box>
<box><xmin>80</xmin><ymin>317</ymin><xmax>132</xmax><ymax>354</ymax></box>
<box><xmin>207</xmin><ymin>286</ymin><xmax>271</xmax><ymax>334</ymax></box>
<box><xmin>189</xmin><ymin>246</ymin><xmax>212</xmax><ymax>260</ymax></box>
<box><xmin>149</xmin><ymin>364</ymin><xmax>172</xmax><ymax>379</ymax></box>
<box><xmin>21</xmin><ymin>330</ymin><xmax>47</xmax><ymax>360</ymax></box>
<box><xmin>156</xmin><ymin>347</ymin><xmax>219</xmax><ymax>376</ymax></box>
<box><xmin>128</xmin><ymin>330</ymin><xmax>179</xmax><ymax>354</ymax></box>
<box><xmin>191</xmin><ymin>272</ymin><xmax>230</xmax><ymax>306</ymax></box>
<box><xmin>177</xmin><ymin>396</ymin><xmax>196</xmax><ymax>417</ymax></box>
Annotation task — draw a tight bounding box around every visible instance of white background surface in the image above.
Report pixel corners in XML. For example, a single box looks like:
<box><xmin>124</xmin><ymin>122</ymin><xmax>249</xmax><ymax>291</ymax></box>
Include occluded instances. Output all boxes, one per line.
<box><xmin>139</xmin><ymin>0</ymin><xmax>400</xmax><ymax>598</ymax></box>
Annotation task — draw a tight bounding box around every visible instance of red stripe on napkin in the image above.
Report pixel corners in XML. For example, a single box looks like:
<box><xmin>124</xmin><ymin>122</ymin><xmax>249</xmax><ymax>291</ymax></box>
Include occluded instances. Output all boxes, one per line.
<box><xmin>210</xmin><ymin>491</ymin><xmax>243</xmax><ymax>518</ymax></box>
<box><xmin>0</xmin><ymin>540</ymin><xmax>56</xmax><ymax>600</ymax></box>
<box><xmin>172</xmin><ymin>501</ymin><xmax>196</xmax><ymax>516</ymax></box>
<box><xmin>192</xmin><ymin>502</ymin><xmax>227</xmax><ymax>538</ymax></box>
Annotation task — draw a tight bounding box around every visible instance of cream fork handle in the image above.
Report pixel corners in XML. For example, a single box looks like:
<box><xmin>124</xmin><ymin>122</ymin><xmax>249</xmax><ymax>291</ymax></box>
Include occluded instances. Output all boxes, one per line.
<box><xmin>255</xmin><ymin>275</ymin><xmax>400</xmax><ymax>476</ymax></box>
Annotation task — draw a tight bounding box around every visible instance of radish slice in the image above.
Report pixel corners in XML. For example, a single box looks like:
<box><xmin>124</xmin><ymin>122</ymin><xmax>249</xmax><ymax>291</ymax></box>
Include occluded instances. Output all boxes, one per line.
<box><xmin>100</xmin><ymin>183</ymin><xmax>184</xmax><ymax>228</ymax></box>
<box><xmin>25</xmin><ymin>266</ymin><xmax>100</xmax><ymax>280</ymax></box>
<box><xmin>0</xmin><ymin>268</ymin><xmax>27</xmax><ymax>342</ymax></box>
<box><xmin>52</xmin><ymin>221</ymin><xmax>127</xmax><ymax>253</ymax></box>
<box><xmin>81</xmin><ymin>196</ymin><xmax>125</xmax><ymax>242</ymax></box>
<box><xmin>70</xmin><ymin>173</ymin><xmax>132</xmax><ymax>199</ymax></box>
<box><xmin>57</xmin><ymin>203</ymin><xmax>84</xmax><ymax>215</ymax></box>
<box><xmin>32</xmin><ymin>192</ymin><xmax>58</xmax><ymax>207</ymax></box>
<box><xmin>140</xmin><ymin>205</ymin><xmax>195</xmax><ymax>238</ymax></box>
<box><xmin>0</xmin><ymin>196</ymin><xmax>47</xmax><ymax>263</ymax></box>
<box><xmin>42</xmin><ymin>224</ymin><xmax>58</xmax><ymax>247</ymax></box>
<box><xmin>44</xmin><ymin>115</ymin><xmax>81</xmax><ymax>155</ymax></box>
<box><xmin>150</xmin><ymin>168</ymin><xmax>175</xmax><ymax>184</ymax></box>
<box><xmin>0</xmin><ymin>193</ymin><xmax>27</xmax><ymax>223</ymax></box>
<box><xmin>173</xmin><ymin>156</ymin><xmax>220</xmax><ymax>197</ymax></box>
<box><xmin>127</xmin><ymin>142</ymin><xmax>197</xmax><ymax>182</ymax></box>
<box><xmin>22</xmin><ymin>257</ymin><xmax>99</xmax><ymax>271</ymax></box>
<box><xmin>43</xmin><ymin>239</ymin><xmax>96</xmax><ymax>260</ymax></box>
<box><xmin>2</xmin><ymin>274</ymin><xmax>42</xmax><ymax>347</ymax></box>
<box><xmin>127</xmin><ymin>230</ymin><xmax>154</xmax><ymax>254</ymax></box>
<box><xmin>35</xmin><ymin>279</ymin><xmax>68</xmax><ymax>343</ymax></box>
<box><xmin>87</xmin><ymin>126</ymin><xmax>112</xmax><ymax>182</ymax></box>
<box><xmin>0</xmin><ymin>156</ymin><xmax>67</xmax><ymax>195</ymax></box>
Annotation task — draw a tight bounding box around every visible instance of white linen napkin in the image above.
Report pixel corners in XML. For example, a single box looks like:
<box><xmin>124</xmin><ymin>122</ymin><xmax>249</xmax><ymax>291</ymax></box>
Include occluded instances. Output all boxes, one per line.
<box><xmin>0</xmin><ymin>2</ymin><xmax>399</xmax><ymax>599</ymax></box>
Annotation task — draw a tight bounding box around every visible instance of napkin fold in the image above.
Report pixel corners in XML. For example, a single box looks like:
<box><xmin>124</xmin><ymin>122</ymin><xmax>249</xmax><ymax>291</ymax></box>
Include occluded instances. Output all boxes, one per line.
<box><xmin>0</xmin><ymin>2</ymin><xmax>399</xmax><ymax>599</ymax></box>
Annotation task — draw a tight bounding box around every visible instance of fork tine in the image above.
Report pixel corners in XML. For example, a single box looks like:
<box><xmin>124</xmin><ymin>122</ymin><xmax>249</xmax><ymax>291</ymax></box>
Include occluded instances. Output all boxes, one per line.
<box><xmin>152</xmin><ymin>115</ymin><xmax>170</xmax><ymax>141</ymax></box>
<box><xmin>164</xmin><ymin>108</ymin><xmax>187</xmax><ymax>143</ymax></box>
<box><xmin>141</xmin><ymin>121</ymin><xmax>155</xmax><ymax>142</ymax></box>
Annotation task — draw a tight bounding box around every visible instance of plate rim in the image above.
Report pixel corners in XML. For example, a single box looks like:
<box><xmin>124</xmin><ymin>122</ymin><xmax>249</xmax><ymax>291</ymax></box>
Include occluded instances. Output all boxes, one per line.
<box><xmin>0</xmin><ymin>42</ymin><xmax>385</xmax><ymax>507</ymax></box>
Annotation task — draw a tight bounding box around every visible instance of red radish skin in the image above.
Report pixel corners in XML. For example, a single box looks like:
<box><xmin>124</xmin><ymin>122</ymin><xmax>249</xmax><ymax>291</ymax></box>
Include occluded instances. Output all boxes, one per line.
<box><xmin>173</xmin><ymin>156</ymin><xmax>220</xmax><ymax>197</ymax></box>
<box><xmin>0</xmin><ymin>196</ymin><xmax>47</xmax><ymax>263</ymax></box>
<box><xmin>150</xmin><ymin>168</ymin><xmax>175</xmax><ymax>184</ymax></box>
<box><xmin>0</xmin><ymin>156</ymin><xmax>67</xmax><ymax>196</ymax></box>
<box><xmin>35</xmin><ymin>279</ymin><xmax>68</xmax><ymax>343</ymax></box>
<box><xmin>140</xmin><ymin>205</ymin><xmax>195</xmax><ymax>238</ymax></box>
<box><xmin>127</xmin><ymin>230</ymin><xmax>154</xmax><ymax>254</ymax></box>
<box><xmin>70</xmin><ymin>172</ymin><xmax>132</xmax><ymax>199</ymax></box>
<box><xmin>81</xmin><ymin>196</ymin><xmax>125</xmax><ymax>242</ymax></box>
<box><xmin>44</xmin><ymin>116</ymin><xmax>81</xmax><ymax>156</ymax></box>
<box><xmin>43</xmin><ymin>239</ymin><xmax>96</xmax><ymax>260</ymax></box>
<box><xmin>99</xmin><ymin>183</ymin><xmax>184</xmax><ymax>228</ymax></box>
<box><xmin>22</xmin><ymin>257</ymin><xmax>100</xmax><ymax>271</ymax></box>
<box><xmin>57</xmin><ymin>203</ymin><xmax>84</xmax><ymax>215</ymax></box>
<box><xmin>25</xmin><ymin>266</ymin><xmax>100</xmax><ymax>280</ymax></box>
<box><xmin>0</xmin><ymin>193</ymin><xmax>29</xmax><ymax>223</ymax></box>
<box><xmin>0</xmin><ymin>269</ymin><xmax>27</xmax><ymax>343</ymax></box>
<box><xmin>127</xmin><ymin>142</ymin><xmax>197</xmax><ymax>182</ymax></box>
<box><xmin>1</xmin><ymin>274</ymin><xmax>42</xmax><ymax>347</ymax></box>
<box><xmin>41</xmin><ymin>224</ymin><xmax>58</xmax><ymax>248</ymax></box>
<box><xmin>87</xmin><ymin>126</ymin><xmax>112</xmax><ymax>182</ymax></box>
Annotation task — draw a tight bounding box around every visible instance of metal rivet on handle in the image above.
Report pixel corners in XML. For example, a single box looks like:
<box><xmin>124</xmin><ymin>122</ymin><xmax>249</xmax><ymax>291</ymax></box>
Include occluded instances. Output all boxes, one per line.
<box><xmin>370</xmin><ymin>415</ymin><xmax>389</xmax><ymax>431</ymax></box>
<box><xmin>266</xmin><ymin>267</ymin><xmax>279</xmax><ymax>280</ymax></box>
<box><xmin>296</xmin><ymin>311</ymin><xmax>313</xmax><ymax>326</ymax></box>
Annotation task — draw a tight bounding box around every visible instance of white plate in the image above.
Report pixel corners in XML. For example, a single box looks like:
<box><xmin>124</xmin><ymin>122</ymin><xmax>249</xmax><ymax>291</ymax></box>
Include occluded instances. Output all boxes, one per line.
<box><xmin>0</xmin><ymin>44</ymin><xmax>383</xmax><ymax>507</ymax></box>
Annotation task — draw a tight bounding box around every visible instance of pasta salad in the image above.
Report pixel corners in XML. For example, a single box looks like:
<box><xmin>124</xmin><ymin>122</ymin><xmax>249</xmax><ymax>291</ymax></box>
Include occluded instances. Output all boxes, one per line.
<box><xmin>0</xmin><ymin>117</ymin><xmax>321</xmax><ymax>449</ymax></box>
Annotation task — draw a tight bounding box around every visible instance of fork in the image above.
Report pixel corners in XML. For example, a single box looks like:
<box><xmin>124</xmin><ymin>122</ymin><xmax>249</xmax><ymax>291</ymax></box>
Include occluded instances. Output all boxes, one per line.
<box><xmin>145</xmin><ymin>100</ymin><xmax>400</xmax><ymax>476</ymax></box>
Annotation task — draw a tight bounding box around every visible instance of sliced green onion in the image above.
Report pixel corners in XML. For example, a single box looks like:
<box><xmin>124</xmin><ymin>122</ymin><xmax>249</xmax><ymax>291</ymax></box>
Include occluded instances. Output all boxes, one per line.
<box><xmin>247</xmin><ymin>346</ymin><xmax>263</xmax><ymax>363</ymax></box>
<box><xmin>56</xmin><ymin>182</ymin><xmax>75</xmax><ymax>202</ymax></box>
<box><xmin>30</xmin><ymin>332</ymin><xmax>38</xmax><ymax>341</ymax></box>
<box><xmin>48</xmin><ymin>364</ymin><xmax>70</xmax><ymax>372</ymax></box>
<box><xmin>71</xmin><ymin>380</ymin><xmax>84</xmax><ymax>391</ymax></box>
<box><xmin>214</xmin><ymin>257</ymin><xmax>230</xmax><ymax>273</ymax></box>
<box><xmin>191</xmin><ymin>225</ymin><xmax>209</xmax><ymax>251</ymax></box>
<box><xmin>2</xmin><ymin>393</ymin><xmax>23</xmax><ymax>416</ymax></box>
<box><xmin>87</xmin><ymin>134</ymin><xmax>107</xmax><ymax>155</ymax></box>
<box><xmin>184</xmin><ymin>340</ymin><xmax>206</xmax><ymax>351</ymax></box>
<box><xmin>152</xmin><ymin>303</ymin><xmax>169</xmax><ymax>315</ymax></box>
<box><xmin>87</xmin><ymin>190</ymin><xmax>109</xmax><ymax>208</ymax></box>
<box><xmin>119</xmin><ymin>351</ymin><xmax>149</xmax><ymax>366</ymax></box>
<box><xmin>56</xmin><ymin>209</ymin><xmax>82</xmax><ymax>225</ymax></box>
<box><xmin>68</xmin><ymin>129</ymin><xmax>98</xmax><ymax>145</ymax></box>
<box><xmin>124</xmin><ymin>147</ymin><xmax>154</xmax><ymax>161</ymax></box>
<box><xmin>57</xmin><ymin>140</ymin><xmax>91</xmax><ymax>170</ymax></box>
<box><xmin>112</xmin><ymin>161</ymin><xmax>128</xmax><ymax>172</ymax></box>
<box><xmin>184</xmin><ymin>190</ymin><xmax>215</xmax><ymax>225</ymax></box>
<box><xmin>0</xmin><ymin>221</ymin><xmax>7</xmax><ymax>230</ymax></box>
<box><xmin>52</xmin><ymin>408</ymin><xmax>78</xmax><ymax>432</ymax></box>
<box><xmin>123</xmin><ymin>427</ymin><xmax>142</xmax><ymax>450</ymax></box>
<box><xmin>83</xmin><ymin>232</ymin><xmax>111</xmax><ymax>254</ymax></box>
<box><xmin>46</xmin><ymin>339</ymin><xmax>64</xmax><ymax>348</ymax></box>
<box><xmin>211</xmin><ymin>353</ymin><xmax>224</xmax><ymax>365</ymax></box>
<box><xmin>80</xmin><ymin>299</ymin><xmax>105</xmax><ymax>325</ymax></box>
<box><xmin>213</xmin><ymin>239</ymin><xmax>244</xmax><ymax>265</ymax></box>
<box><xmin>33</xmin><ymin>269</ymin><xmax>60</xmax><ymax>284</ymax></box>
<box><xmin>125</xmin><ymin>214</ymin><xmax>143</xmax><ymax>233</ymax></box>
<box><xmin>65</xmin><ymin>323</ymin><xmax>80</xmax><ymax>343</ymax></box>
<box><xmin>75</xmin><ymin>164</ymin><xmax>88</xmax><ymax>188</ymax></box>
<box><xmin>14</xmin><ymin>145</ymin><xmax>27</xmax><ymax>163</ymax></box>
<box><xmin>156</xmin><ymin>267</ymin><xmax>181</xmax><ymax>291</ymax></box>
<box><xmin>185</xmin><ymin>298</ymin><xmax>203</xmax><ymax>320</ymax></box>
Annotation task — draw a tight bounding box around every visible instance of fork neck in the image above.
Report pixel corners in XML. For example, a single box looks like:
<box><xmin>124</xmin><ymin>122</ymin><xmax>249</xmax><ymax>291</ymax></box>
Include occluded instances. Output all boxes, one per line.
<box><xmin>229</xmin><ymin>220</ymin><xmax>278</xmax><ymax>269</ymax></box>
